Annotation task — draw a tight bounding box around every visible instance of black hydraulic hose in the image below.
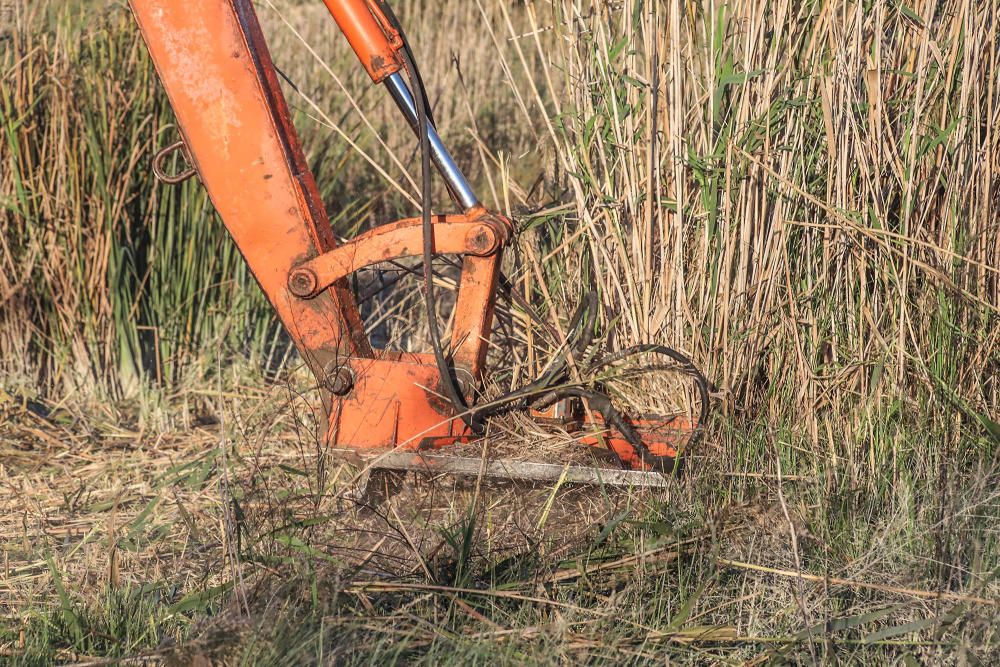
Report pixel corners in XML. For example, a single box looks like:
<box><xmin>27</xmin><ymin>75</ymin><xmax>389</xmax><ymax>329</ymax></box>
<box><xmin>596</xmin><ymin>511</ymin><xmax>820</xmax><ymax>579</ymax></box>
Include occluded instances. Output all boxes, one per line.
<box><xmin>474</xmin><ymin>340</ymin><xmax>711</xmax><ymax>471</ymax></box>
<box><xmin>375</xmin><ymin>1</ymin><xmax>436</xmax><ymax>126</ymax></box>
<box><xmin>467</xmin><ymin>290</ymin><xmax>598</xmax><ymax>429</ymax></box>
<box><xmin>586</xmin><ymin>343</ymin><xmax>711</xmax><ymax>453</ymax></box>
<box><xmin>399</xmin><ymin>48</ymin><xmax>479</xmax><ymax>432</ymax></box>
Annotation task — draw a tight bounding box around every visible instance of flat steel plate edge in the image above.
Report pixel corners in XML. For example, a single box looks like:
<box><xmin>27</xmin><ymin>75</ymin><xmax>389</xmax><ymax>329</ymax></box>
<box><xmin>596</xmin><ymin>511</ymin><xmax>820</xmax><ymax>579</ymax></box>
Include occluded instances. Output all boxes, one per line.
<box><xmin>330</xmin><ymin>449</ymin><xmax>673</xmax><ymax>489</ymax></box>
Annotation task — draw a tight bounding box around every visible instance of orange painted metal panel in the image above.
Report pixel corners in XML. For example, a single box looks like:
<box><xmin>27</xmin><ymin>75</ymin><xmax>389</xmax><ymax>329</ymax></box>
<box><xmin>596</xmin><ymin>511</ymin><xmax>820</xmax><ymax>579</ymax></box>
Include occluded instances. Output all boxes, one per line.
<box><xmin>451</xmin><ymin>254</ymin><xmax>503</xmax><ymax>378</ymax></box>
<box><xmin>579</xmin><ymin>415</ymin><xmax>692</xmax><ymax>471</ymax></box>
<box><xmin>331</xmin><ymin>354</ymin><xmax>469</xmax><ymax>448</ymax></box>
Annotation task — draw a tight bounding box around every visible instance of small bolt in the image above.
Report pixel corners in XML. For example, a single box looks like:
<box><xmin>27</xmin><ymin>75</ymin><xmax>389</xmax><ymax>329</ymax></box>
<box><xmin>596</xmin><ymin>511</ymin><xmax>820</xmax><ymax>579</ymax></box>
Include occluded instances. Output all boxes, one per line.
<box><xmin>466</xmin><ymin>225</ymin><xmax>498</xmax><ymax>256</ymax></box>
<box><xmin>327</xmin><ymin>367</ymin><xmax>354</xmax><ymax>396</ymax></box>
<box><xmin>288</xmin><ymin>268</ymin><xmax>318</xmax><ymax>297</ymax></box>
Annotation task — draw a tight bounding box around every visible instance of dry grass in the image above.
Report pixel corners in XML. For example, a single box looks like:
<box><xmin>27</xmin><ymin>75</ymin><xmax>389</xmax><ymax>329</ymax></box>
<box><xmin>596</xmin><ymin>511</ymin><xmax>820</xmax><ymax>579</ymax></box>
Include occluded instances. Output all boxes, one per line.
<box><xmin>2</xmin><ymin>0</ymin><xmax>1000</xmax><ymax>663</ymax></box>
<box><xmin>3</xmin><ymin>381</ymin><xmax>996</xmax><ymax>663</ymax></box>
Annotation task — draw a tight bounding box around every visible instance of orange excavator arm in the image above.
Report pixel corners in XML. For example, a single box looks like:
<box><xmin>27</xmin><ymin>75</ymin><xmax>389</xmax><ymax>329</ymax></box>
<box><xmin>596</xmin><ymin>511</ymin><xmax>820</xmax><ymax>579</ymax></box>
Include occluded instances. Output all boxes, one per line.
<box><xmin>129</xmin><ymin>0</ymin><xmax>508</xmax><ymax>448</ymax></box>
<box><xmin>128</xmin><ymin>0</ymin><xmax>709</xmax><ymax>479</ymax></box>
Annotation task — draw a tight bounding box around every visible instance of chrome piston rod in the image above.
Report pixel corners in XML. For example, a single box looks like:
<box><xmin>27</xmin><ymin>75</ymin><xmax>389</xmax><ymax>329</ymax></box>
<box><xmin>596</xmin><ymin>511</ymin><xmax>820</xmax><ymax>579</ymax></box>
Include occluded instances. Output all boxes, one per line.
<box><xmin>383</xmin><ymin>72</ymin><xmax>479</xmax><ymax>211</ymax></box>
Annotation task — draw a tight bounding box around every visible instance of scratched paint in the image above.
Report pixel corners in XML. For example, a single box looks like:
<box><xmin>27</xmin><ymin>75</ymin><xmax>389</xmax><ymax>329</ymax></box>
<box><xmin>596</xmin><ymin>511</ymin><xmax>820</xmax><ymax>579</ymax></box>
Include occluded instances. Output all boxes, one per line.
<box><xmin>150</xmin><ymin>4</ymin><xmax>243</xmax><ymax>161</ymax></box>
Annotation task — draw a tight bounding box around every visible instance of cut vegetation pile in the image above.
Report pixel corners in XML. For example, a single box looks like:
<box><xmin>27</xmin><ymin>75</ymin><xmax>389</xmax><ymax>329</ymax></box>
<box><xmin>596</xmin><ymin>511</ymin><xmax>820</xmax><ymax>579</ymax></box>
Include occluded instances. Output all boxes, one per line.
<box><xmin>2</xmin><ymin>0</ymin><xmax>999</xmax><ymax>663</ymax></box>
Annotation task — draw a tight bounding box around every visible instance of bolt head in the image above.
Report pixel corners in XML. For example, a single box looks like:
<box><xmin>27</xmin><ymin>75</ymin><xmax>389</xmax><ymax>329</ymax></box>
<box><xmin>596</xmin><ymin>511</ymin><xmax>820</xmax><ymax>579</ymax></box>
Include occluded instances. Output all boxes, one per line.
<box><xmin>466</xmin><ymin>225</ymin><xmax>498</xmax><ymax>256</ymax></box>
<box><xmin>327</xmin><ymin>367</ymin><xmax>354</xmax><ymax>396</ymax></box>
<box><xmin>289</xmin><ymin>269</ymin><xmax>318</xmax><ymax>297</ymax></box>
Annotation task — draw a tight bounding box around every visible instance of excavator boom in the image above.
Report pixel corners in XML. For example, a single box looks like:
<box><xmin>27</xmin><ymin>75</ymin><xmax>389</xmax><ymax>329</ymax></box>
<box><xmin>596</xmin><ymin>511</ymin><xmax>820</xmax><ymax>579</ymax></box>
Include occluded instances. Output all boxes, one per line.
<box><xmin>128</xmin><ymin>0</ymin><xmax>709</xmax><ymax>489</ymax></box>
